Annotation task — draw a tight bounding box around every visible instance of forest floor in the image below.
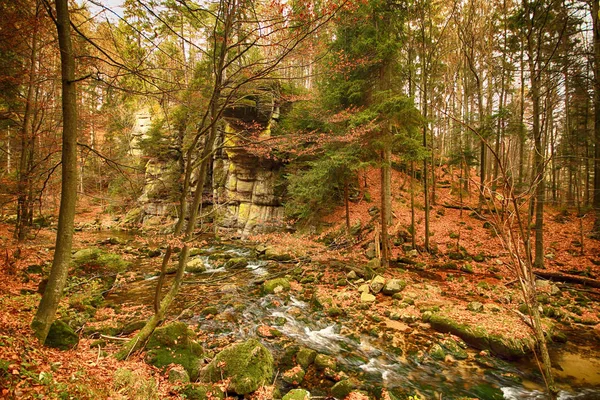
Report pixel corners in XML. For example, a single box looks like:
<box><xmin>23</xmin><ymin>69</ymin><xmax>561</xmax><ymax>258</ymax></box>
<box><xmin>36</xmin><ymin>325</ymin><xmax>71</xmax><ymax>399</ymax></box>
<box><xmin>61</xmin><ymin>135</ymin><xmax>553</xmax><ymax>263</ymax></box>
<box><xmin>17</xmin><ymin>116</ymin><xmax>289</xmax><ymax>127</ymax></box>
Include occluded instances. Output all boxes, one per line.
<box><xmin>1</xmin><ymin>167</ymin><xmax>600</xmax><ymax>399</ymax></box>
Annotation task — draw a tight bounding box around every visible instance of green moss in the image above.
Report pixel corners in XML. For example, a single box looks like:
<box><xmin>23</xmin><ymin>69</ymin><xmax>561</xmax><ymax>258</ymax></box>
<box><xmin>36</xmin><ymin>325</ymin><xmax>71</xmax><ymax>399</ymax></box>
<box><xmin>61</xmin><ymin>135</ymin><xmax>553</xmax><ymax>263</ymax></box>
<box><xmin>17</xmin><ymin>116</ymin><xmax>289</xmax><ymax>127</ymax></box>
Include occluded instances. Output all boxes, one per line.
<box><xmin>314</xmin><ymin>354</ymin><xmax>336</xmax><ymax>371</ymax></box>
<box><xmin>429</xmin><ymin>314</ymin><xmax>534</xmax><ymax>359</ymax></box>
<box><xmin>72</xmin><ymin>248</ymin><xmax>128</xmax><ymax>273</ymax></box>
<box><xmin>262</xmin><ymin>278</ymin><xmax>291</xmax><ymax>294</ymax></box>
<box><xmin>45</xmin><ymin>320</ymin><xmax>79</xmax><ymax>350</ymax></box>
<box><xmin>331</xmin><ymin>379</ymin><xmax>357</xmax><ymax>399</ymax></box>
<box><xmin>200</xmin><ymin>338</ymin><xmax>274</xmax><ymax>395</ymax></box>
<box><xmin>182</xmin><ymin>384</ymin><xmax>225</xmax><ymax>400</ymax></box>
<box><xmin>113</xmin><ymin>368</ymin><xmax>159</xmax><ymax>400</ymax></box>
<box><xmin>429</xmin><ymin>344</ymin><xmax>445</xmax><ymax>360</ymax></box>
<box><xmin>296</xmin><ymin>347</ymin><xmax>317</xmax><ymax>369</ymax></box>
<box><xmin>146</xmin><ymin>322</ymin><xmax>204</xmax><ymax>380</ymax></box>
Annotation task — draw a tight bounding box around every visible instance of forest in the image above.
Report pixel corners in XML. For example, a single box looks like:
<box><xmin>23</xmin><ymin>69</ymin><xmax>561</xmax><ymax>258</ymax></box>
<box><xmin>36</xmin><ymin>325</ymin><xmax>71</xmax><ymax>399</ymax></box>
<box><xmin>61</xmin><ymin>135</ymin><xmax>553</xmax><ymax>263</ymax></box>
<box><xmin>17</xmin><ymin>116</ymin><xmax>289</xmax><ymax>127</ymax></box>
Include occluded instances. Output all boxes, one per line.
<box><xmin>1</xmin><ymin>0</ymin><xmax>600</xmax><ymax>399</ymax></box>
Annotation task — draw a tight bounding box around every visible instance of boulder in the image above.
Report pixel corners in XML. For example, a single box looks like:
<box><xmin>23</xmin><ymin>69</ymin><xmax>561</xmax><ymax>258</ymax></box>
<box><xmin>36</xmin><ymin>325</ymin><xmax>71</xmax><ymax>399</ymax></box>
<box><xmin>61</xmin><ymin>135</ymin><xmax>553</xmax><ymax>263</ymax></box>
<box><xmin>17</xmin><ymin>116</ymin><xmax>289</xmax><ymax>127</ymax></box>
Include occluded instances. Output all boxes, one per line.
<box><xmin>187</xmin><ymin>258</ymin><xmax>207</xmax><ymax>273</ymax></box>
<box><xmin>168</xmin><ymin>365</ymin><xmax>190</xmax><ymax>383</ymax></box>
<box><xmin>182</xmin><ymin>384</ymin><xmax>225</xmax><ymax>400</ymax></box>
<box><xmin>296</xmin><ymin>347</ymin><xmax>317</xmax><ymax>369</ymax></box>
<box><xmin>282</xmin><ymin>365</ymin><xmax>305</xmax><ymax>385</ymax></box>
<box><xmin>360</xmin><ymin>292</ymin><xmax>376</xmax><ymax>303</ymax></box>
<box><xmin>314</xmin><ymin>354</ymin><xmax>336</xmax><ymax>371</ymax></box>
<box><xmin>200</xmin><ymin>338</ymin><xmax>274</xmax><ymax>395</ymax></box>
<box><xmin>370</xmin><ymin>275</ymin><xmax>386</xmax><ymax>294</ymax></box>
<box><xmin>262</xmin><ymin>278</ymin><xmax>291</xmax><ymax>294</ymax></box>
<box><xmin>382</xmin><ymin>279</ymin><xmax>406</xmax><ymax>296</ymax></box>
<box><xmin>224</xmin><ymin>257</ymin><xmax>249</xmax><ymax>269</ymax></box>
<box><xmin>44</xmin><ymin>320</ymin><xmax>79</xmax><ymax>350</ymax></box>
<box><xmin>146</xmin><ymin>322</ymin><xmax>204</xmax><ymax>380</ymax></box>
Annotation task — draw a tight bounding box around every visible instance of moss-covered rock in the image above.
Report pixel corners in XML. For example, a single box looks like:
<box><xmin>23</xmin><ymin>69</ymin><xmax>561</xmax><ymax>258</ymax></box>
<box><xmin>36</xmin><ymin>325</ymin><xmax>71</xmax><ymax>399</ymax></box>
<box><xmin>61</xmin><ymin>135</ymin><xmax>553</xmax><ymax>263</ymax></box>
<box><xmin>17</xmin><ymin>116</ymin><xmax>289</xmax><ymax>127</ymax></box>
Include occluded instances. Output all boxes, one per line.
<box><xmin>429</xmin><ymin>314</ymin><xmax>534</xmax><ymax>359</ymax></box>
<box><xmin>314</xmin><ymin>354</ymin><xmax>336</xmax><ymax>371</ymax></box>
<box><xmin>200</xmin><ymin>338</ymin><xmax>274</xmax><ymax>395</ymax></box>
<box><xmin>264</xmin><ymin>246</ymin><xmax>293</xmax><ymax>261</ymax></box>
<box><xmin>224</xmin><ymin>257</ymin><xmax>249</xmax><ymax>269</ymax></box>
<box><xmin>45</xmin><ymin>320</ymin><xmax>79</xmax><ymax>350</ymax></box>
<box><xmin>429</xmin><ymin>344</ymin><xmax>446</xmax><ymax>360</ymax></box>
<box><xmin>331</xmin><ymin>379</ymin><xmax>357</xmax><ymax>399</ymax></box>
<box><xmin>282</xmin><ymin>365</ymin><xmax>305</xmax><ymax>385</ymax></box>
<box><xmin>72</xmin><ymin>248</ymin><xmax>128</xmax><ymax>274</ymax></box>
<box><xmin>113</xmin><ymin>368</ymin><xmax>158</xmax><ymax>400</ymax></box>
<box><xmin>182</xmin><ymin>383</ymin><xmax>225</xmax><ymax>400</ymax></box>
<box><xmin>145</xmin><ymin>322</ymin><xmax>204</xmax><ymax>380</ymax></box>
<box><xmin>382</xmin><ymin>279</ymin><xmax>406</xmax><ymax>295</ymax></box>
<box><xmin>262</xmin><ymin>278</ymin><xmax>291</xmax><ymax>294</ymax></box>
<box><xmin>283</xmin><ymin>389</ymin><xmax>311</xmax><ymax>400</ymax></box>
<box><xmin>296</xmin><ymin>347</ymin><xmax>317</xmax><ymax>369</ymax></box>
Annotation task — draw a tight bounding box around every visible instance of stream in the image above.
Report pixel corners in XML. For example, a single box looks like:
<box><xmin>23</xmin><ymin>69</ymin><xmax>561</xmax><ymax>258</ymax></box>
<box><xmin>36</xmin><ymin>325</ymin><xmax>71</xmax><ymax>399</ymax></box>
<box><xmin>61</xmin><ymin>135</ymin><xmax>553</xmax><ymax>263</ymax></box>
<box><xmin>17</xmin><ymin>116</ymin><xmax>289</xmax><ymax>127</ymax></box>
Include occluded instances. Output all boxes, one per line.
<box><xmin>99</xmin><ymin>236</ymin><xmax>600</xmax><ymax>399</ymax></box>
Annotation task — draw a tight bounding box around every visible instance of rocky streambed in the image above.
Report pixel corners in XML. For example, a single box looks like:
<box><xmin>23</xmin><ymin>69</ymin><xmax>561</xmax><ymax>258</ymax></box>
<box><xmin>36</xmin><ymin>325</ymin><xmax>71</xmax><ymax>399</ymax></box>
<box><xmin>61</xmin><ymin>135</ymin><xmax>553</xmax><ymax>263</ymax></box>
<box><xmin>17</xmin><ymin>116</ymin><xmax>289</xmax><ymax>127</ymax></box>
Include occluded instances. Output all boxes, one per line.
<box><xmin>48</xmin><ymin>232</ymin><xmax>600</xmax><ymax>400</ymax></box>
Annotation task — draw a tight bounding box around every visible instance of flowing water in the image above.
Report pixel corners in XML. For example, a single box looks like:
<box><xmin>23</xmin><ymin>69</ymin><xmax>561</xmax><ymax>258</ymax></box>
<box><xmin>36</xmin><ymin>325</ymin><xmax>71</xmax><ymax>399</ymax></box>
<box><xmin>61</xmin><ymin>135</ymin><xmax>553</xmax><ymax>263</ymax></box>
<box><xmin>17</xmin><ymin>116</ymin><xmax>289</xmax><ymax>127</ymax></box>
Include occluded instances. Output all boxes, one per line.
<box><xmin>100</xmin><ymin>237</ymin><xmax>600</xmax><ymax>399</ymax></box>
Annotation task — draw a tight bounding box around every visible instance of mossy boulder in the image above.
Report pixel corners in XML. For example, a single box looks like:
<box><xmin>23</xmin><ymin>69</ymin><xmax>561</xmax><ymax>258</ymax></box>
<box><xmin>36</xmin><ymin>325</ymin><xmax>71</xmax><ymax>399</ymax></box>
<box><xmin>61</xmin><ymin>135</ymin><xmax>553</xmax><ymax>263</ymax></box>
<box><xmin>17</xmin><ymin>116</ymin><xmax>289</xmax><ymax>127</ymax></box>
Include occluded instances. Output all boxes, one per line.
<box><xmin>429</xmin><ymin>314</ymin><xmax>535</xmax><ymax>359</ymax></box>
<box><xmin>429</xmin><ymin>344</ymin><xmax>446</xmax><ymax>360</ymax></box>
<box><xmin>262</xmin><ymin>278</ymin><xmax>291</xmax><ymax>294</ymax></box>
<box><xmin>382</xmin><ymin>279</ymin><xmax>406</xmax><ymax>295</ymax></box>
<box><xmin>296</xmin><ymin>347</ymin><xmax>317</xmax><ymax>369</ymax></box>
<box><xmin>314</xmin><ymin>354</ymin><xmax>336</xmax><ymax>371</ymax></box>
<box><xmin>113</xmin><ymin>368</ymin><xmax>159</xmax><ymax>400</ymax></box>
<box><xmin>44</xmin><ymin>320</ymin><xmax>79</xmax><ymax>350</ymax></box>
<box><xmin>282</xmin><ymin>365</ymin><xmax>305</xmax><ymax>385</ymax></box>
<box><xmin>146</xmin><ymin>322</ymin><xmax>204</xmax><ymax>380</ymax></box>
<box><xmin>331</xmin><ymin>379</ymin><xmax>357</xmax><ymax>399</ymax></box>
<box><xmin>72</xmin><ymin>248</ymin><xmax>128</xmax><ymax>274</ymax></box>
<box><xmin>224</xmin><ymin>257</ymin><xmax>249</xmax><ymax>269</ymax></box>
<box><xmin>283</xmin><ymin>389</ymin><xmax>311</xmax><ymax>400</ymax></box>
<box><xmin>187</xmin><ymin>258</ymin><xmax>207</xmax><ymax>273</ymax></box>
<box><xmin>182</xmin><ymin>384</ymin><xmax>225</xmax><ymax>400</ymax></box>
<box><xmin>200</xmin><ymin>338</ymin><xmax>274</xmax><ymax>395</ymax></box>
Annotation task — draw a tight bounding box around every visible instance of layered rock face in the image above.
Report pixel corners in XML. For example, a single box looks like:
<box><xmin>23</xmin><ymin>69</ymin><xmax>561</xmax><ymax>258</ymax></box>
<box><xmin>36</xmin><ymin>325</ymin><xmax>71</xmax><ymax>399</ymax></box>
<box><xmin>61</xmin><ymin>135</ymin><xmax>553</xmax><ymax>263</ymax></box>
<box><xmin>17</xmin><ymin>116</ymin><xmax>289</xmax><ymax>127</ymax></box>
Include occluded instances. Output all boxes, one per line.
<box><xmin>214</xmin><ymin>87</ymin><xmax>285</xmax><ymax>236</ymax></box>
<box><xmin>133</xmin><ymin>86</ymin><xmax>286</xmax><ymax>234</ymax></box>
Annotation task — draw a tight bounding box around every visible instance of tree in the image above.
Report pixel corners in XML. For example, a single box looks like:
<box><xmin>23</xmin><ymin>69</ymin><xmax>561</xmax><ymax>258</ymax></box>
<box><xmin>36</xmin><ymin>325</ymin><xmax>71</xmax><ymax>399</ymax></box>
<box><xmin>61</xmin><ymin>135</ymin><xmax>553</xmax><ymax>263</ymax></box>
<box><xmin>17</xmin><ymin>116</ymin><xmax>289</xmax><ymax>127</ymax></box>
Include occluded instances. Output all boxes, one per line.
<box><xmin>31</xmin><ymin>0</ymin><xmax>78</xmax><ymax>343</ymax></box>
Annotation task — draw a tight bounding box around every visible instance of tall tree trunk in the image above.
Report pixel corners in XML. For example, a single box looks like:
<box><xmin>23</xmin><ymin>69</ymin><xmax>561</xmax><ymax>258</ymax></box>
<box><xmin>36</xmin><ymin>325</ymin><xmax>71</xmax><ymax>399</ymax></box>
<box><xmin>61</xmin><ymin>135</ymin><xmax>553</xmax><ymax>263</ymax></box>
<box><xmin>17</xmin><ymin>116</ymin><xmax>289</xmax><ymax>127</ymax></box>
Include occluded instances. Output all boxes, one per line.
<box><xmin>592</xmin><ymin>0</ymin><xmax>600</xmax><ymax>234</ymax></box>
<box><xmin>380</xmin><ymin>129</ymin><xmax>392</xmax><ymax>268</ymax></box>
<box><xmin>31</xmin><ymin>0</ymin><xmax>78</xmax><ymax>343</ymax></box>
<box><xmin>15</xmin><ymin>1</ymin><xmax>40</xmax><ymax>241</ymax></box>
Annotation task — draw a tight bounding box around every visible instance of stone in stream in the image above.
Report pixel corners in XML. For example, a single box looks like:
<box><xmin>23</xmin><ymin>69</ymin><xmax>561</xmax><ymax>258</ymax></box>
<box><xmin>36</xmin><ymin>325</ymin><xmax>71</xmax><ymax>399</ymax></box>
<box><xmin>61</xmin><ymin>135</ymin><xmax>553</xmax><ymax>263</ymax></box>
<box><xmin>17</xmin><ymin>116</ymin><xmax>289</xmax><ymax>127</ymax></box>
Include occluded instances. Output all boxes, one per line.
<box><xmin>331</xmin><ymin>379</ymin><xmax>357</xmax><ymax>399</ymax></box>
<box><xmin>262</xmin><ymin>278</ymin><xmax>291</xmax><ymax>294</ymax></box>
<box><xmin>282</xmin><ymin>365</ymin><xmax>306</xmax><ymax>385</ymax></box>
<box><xmin>282</xmin><ymin>389</ymin><xmax>311</xmax><ymax>400</ymax></box>
<box><xmin>186</xmin><ymin>257</ymin><xmax>207</xmax><ymax>273</ymax></box>
<box><xmin>382</xmin><ymin>279</ymin><xmax>406</xmax><ymax>295</ymax></box>
<box><xmin>370</xmin><ymin>275</ymin><xmax>386</xmax><ymax>294</ymax></box>
<box><xmin>314</xmin><ymin>354</ymin><xmax>336</xmax><ymax>371</ymax></box>
<box><xmin>224</xmin><ymin>257</ymin><xmax>249</xmax><ymax>269</ymax></box>
<box><xmin>296</xmin><ymin>347</ymin><xmax>317</xmax><ymax>369</ymax></box>
<box><xmin>145</xmin><ymin>322</ymin><xmax>204</xmax><ymax>380</ymax></box>
<box><xmin>200</xmin><ymin>338</ymin><xmax>274</xmax><ymax>395</ymax></box>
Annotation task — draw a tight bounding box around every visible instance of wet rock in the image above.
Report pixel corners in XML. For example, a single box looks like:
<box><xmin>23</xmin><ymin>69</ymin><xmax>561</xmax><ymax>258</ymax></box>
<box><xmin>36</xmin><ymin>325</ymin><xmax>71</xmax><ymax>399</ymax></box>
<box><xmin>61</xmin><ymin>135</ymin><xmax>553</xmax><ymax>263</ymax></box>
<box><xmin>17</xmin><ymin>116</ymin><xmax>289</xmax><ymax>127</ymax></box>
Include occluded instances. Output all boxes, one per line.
<box><xmin>182</xmin><ymin>383</ymin><xmax>225</xmax><ymax>400</ymax></box>
<box><xmin>331</xmin><ymin>379</ymin><xmax>357</xmax><ymax>399</ymax></box>
<box><xmin>360</xmin><ymin>292</ymin><xmax>376</xmax><ymax>303</ymax></box>
<box><xmin>256</xmin><ymin>325</ymin><xmax>281</xmax><ymax>338</ymax></box>
<box><xmin>224</xmin><ymin>257</ymin><xmax>249</xmax><ymax>269</ymax></box>
<box><xmin>314</xmin><ymin>354</ymin><xmax>337</xmax><ymax>371</ymax></box>
<box><xmin>187</xmin><ymin>258</ymin><xmax>207</xmax><ymax>273</ymax></box>
<box><xmin>168</xmin><ymin>365</ymin><xmax>190</xmax><ymax>383</ymax></box>
<box><xmin>382</xmin><ymin>279</ymin><xmax>406</xmax><ymax>295</ymax></box>
<box><xmin>44</xmin><ymin>320</ymin><xmax>79</xmax><ymax>350</ymax></box>
<box><xmin>283</xmin><ymin>389</ymin><xmax>311</xmax><ymax>400</ymax></box>
<box><xmin>296</xmin><ymin>347</ymin><xmax>317</xmax><ymax>369</ymax></box>
<box><xmin>146</xmin><ymin>322</ymin><xmax>204</xmax><ymax>380</ymax></box>
<box><xmin>200</xmin><ymin>338</ymin><xmax>274</xmax><ymax>395</ymax></box>
<box><xmin>282</xmin><ymin>365</ymin><xmax>305</xmax><ymax>385</ymax></box>
<box><xmin>262</xmin><ymin>278</ymin><xmax>291</xmax><ymax>294</ymax></box>
<box><xmin>370</xmin><ymin>275</ymin><xmax>386</xmax><ymax>294</ymax></box>
<box><xmin>467</xmin><ymin>302</ymin><xmax>484</xmax><ymax>313</ymax></box>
